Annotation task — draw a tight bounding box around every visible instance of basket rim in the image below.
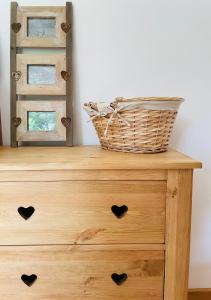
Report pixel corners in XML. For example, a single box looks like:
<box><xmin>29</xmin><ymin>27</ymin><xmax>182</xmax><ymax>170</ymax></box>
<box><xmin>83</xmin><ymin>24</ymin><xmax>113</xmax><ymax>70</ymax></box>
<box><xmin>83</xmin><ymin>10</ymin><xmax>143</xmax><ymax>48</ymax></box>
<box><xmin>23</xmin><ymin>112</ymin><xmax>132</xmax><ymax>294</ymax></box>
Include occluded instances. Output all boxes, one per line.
<box><xmin>115</xmin><ymin>97</ymin><xmax>185</xmax><ymax>102</ymax></box>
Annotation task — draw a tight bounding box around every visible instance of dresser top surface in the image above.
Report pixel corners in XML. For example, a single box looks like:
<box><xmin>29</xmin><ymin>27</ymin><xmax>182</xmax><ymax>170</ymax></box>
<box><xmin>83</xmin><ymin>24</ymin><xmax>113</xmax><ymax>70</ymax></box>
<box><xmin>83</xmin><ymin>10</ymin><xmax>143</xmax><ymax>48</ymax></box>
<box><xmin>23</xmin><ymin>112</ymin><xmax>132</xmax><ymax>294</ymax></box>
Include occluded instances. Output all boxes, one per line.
<box><xmin>0</xmin><ymin>146</ymin><xmax>202</xmax><ymax>171</ymax></box>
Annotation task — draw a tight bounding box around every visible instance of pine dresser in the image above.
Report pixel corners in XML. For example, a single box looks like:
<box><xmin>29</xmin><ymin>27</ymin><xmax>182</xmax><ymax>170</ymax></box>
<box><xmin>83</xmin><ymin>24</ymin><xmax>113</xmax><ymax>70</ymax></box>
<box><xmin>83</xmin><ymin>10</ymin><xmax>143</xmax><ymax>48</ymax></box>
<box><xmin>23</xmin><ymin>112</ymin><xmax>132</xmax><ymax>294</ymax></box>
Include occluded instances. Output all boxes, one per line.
<box><xmin>0</xmin><ymin>146</ymin><xmax>202</xmax><ymax>300</ymax></box>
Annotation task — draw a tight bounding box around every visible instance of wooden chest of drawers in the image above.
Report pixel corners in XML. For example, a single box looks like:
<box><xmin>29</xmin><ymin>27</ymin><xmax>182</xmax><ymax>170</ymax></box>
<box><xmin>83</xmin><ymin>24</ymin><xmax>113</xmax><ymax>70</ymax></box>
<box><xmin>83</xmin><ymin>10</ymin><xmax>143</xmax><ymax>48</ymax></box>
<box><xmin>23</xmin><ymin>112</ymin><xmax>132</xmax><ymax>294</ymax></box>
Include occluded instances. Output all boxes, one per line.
<box><xmin>0</xmin><ymin>146</ymin><xmax>201</xmax><ymax>300</ymax></box>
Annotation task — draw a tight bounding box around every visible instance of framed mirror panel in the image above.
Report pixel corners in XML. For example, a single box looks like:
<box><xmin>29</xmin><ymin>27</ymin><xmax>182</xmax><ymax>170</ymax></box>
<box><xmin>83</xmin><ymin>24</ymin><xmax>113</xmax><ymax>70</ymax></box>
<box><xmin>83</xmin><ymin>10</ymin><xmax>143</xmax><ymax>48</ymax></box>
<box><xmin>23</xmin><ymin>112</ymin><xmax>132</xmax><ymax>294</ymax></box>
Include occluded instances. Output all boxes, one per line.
<box><xmin>16</xmin><ymin>100</ymin><xmax>66</xmax><ymax>142</ymax></box>
<box><xmin>16</xmin><ymin>54</ymin><xmax>66</xmax><ymax>95</ymax></box>
<box><xmin>10</xmin><ymin>2</ymin><xmax>73</xmax><ymax>147</ymax></box>
<box><xmin>16</xmin><ymin>6</ymin><xmax>66</xmax><ymax>47</ymax></box>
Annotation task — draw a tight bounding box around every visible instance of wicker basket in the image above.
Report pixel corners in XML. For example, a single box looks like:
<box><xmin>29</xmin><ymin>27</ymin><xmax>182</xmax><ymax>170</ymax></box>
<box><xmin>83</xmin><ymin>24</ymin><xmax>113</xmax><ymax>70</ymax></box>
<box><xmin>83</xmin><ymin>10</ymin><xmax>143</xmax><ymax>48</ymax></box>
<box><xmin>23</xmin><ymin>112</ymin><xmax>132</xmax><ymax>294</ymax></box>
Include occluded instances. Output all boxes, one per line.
<box><xmin>83</xmin><ymin>97</ymin><xmax>184</xmax><ymax>153</ymax></box>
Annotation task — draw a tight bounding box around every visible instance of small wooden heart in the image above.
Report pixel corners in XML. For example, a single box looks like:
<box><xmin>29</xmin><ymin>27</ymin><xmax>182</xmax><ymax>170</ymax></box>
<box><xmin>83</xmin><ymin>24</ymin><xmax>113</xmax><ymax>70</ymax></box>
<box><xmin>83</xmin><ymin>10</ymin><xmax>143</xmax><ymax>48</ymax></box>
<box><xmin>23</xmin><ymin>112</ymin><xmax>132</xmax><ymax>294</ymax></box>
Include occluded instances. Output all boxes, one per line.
<box><xmin>111</xmin><ymin>273</ymin><xmax>128</xmax><ymax>286</ymax></box>
<box><xmin>13</xmin><ymin>117</ymin><xmax>21</xmax><ymax>128</ymax></box>
<box><xmin>61</xmin><ymin>117</ymin><xmax>71</xmax><ymax>128</ymax></box>
<box><xmin>18</xmin><ymin>206</ymin><xmax>35</xmax><ymax>220</ymax></box>
<box><xmin>111</xmin><ymin>205</ymin><xmax>128</xmax><ymax>219</ymax></box>
<box><xmin>11</xmin><ymin>22</ymin><xmax>21</xmax><ymax>33</ymax></box>
<box><xmin>61</xmin><ymin>70</ymin><xmax>71</xmax><ymax>81</ymax></box>
<box><xmin>21</xmin><ymin>274</ymin><xmax>37</xmax><ymax>287</ymax></box>
<box><xmin>12</xmin><ymin>71</ymin><xmax>21</xmax><ymax>81</ymax></box>
<box><xmin>61</xmin><ymin>22</ymin><xmax>71</xmax><ymax>33</ymax></box>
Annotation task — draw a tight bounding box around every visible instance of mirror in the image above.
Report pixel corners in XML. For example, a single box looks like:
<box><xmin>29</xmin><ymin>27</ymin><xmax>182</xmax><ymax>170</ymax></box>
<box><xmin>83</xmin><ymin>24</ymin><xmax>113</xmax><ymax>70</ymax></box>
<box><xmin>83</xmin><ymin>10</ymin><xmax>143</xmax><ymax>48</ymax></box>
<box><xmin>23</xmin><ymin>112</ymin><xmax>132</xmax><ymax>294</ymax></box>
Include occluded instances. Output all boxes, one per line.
<box><xmin>27</xmin><ymin>111</ymin><xmax>56</xmax><ymax>131</ymax></box>
<box><xmin>27</xmin><ymin>65</ymin><xmax>56</xmax><ymax>85</ymax></box>
<box><xmin>27</xmin><ymin>17</ymin><xmax>56</xmax><ymax>37</ymax></box>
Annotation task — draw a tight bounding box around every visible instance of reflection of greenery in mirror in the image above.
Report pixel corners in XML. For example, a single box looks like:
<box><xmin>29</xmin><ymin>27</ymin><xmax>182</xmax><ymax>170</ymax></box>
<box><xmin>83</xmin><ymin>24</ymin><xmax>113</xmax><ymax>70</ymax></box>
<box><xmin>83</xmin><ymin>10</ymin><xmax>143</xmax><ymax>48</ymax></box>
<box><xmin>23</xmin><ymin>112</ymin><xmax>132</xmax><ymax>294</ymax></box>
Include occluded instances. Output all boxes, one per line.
<box><xmin>27</xmin><ymin>17</ymin><xmax>56</xmax><ymax>37</ymax></box>
<box><xmin>27</xmin><ymin>111</ymin><xmax>56</xmax><ymax>131</ymax></box>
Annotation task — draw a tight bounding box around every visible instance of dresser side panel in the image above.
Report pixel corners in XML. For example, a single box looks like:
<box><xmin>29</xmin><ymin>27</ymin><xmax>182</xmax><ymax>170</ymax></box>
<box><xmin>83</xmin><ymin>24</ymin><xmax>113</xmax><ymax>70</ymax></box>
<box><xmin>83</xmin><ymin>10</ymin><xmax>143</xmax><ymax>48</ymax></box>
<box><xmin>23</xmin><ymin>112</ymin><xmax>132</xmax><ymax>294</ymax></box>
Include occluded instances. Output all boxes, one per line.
<box><xmin>164</xmin><ymin>169</ymin><xmax>193</xmax><ymax>300</ymax></box>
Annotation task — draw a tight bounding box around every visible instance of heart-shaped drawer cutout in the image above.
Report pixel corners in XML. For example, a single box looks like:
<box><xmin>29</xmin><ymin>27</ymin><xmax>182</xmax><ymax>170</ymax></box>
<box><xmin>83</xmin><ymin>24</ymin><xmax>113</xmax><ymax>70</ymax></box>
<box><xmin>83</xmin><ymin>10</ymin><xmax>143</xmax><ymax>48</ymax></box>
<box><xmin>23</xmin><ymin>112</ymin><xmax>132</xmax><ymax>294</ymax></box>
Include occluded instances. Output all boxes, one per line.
<box><xmin>18</xmin><ymin>206</ymin><xmax>35</xmax><ymax>220</ymax></box>
<box><xmin>111</xmin><ymin>205</ymin><xmax>128</xmax><ymax>219</ymax></box>
<box><xmin>111</xmin><ymin>273</ymin><xmax>128</xmax><ymax>286</ymax></box>
<box><xmin>21</xmin><ymin>274</ymin><xmax>37</xmax><ymax>287</ymax></box>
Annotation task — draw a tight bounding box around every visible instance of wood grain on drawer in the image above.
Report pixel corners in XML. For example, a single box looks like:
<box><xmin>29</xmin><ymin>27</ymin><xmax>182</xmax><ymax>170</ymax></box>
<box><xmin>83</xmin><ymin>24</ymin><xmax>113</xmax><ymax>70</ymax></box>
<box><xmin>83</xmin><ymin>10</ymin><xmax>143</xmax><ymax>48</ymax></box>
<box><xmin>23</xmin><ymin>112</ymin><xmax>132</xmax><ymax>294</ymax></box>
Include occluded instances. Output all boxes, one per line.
<box><xmin>0</xmin><ymin>245</ymin><xmax>164</xmax><ymax>300</ymax></box>
<box><xmin>0</xmin><ymin>181</ymin><xmax>166</xmax><ymax>245</ymax></box>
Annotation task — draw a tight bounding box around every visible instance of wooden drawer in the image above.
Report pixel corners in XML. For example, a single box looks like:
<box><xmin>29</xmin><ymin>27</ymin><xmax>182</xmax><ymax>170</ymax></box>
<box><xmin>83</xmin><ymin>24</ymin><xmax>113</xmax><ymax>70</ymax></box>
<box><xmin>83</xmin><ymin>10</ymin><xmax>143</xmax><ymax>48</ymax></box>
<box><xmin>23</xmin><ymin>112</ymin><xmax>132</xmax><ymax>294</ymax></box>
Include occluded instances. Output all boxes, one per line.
<box><xmin>0</xmin><ymin>181</ymin><xmax>166</xmax><ymax>245</ymax></box>
<box><xmin>0</xmin><ymin>245</ymin><xmax>164</xmax><ymax>300</ymax></box>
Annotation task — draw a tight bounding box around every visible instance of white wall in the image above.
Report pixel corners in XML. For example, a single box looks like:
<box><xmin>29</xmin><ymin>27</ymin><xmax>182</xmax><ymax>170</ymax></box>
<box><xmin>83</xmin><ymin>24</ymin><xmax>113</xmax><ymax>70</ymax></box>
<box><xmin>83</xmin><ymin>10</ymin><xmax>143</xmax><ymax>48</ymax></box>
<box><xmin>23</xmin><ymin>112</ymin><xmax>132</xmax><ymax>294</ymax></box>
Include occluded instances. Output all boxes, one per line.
<box><xmin>0</xmin><ymin>0</ymin><xmax>210</xmax><ymax>288</ymax></box>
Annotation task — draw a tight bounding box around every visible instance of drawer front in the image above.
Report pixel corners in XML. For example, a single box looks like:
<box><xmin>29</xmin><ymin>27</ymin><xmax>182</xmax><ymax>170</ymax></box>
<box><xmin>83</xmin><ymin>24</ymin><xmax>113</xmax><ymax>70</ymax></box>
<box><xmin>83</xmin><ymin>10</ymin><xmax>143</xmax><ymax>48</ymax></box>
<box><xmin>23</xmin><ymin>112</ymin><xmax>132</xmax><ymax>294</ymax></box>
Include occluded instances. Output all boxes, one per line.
<box><xmin>0</xmin><ymin>181</ymin><xmax>166</xmax><ymax>245</ymax></box>
<box><xmin>0</xmin><ymin>246</ymin><xmax>164</xmax><ymax>300</ymax></box>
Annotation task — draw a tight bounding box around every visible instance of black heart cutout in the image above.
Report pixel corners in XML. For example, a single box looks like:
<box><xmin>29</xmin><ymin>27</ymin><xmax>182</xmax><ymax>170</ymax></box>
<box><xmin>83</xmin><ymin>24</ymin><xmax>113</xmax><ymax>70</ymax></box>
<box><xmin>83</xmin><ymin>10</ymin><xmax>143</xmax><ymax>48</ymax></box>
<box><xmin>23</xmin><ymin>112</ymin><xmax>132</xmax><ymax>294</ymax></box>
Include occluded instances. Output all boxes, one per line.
<box><xmin>21</xmin><ymin>274</ymin><xmax>37</xmax><ymax>287</ymax></box>
<box><xmin>111</xmin><ymin>205</ymin><xmax>128</xmax><ymax>219</ymax></box>
<box><xmin>111</xmin><ymin>273</ymin><xmax>128</xmax><ymax>286</ymax></box>
<box><xmin>18</xmin><ymin>206</ymin><xmax>35</xmax><ymax>220</ymax></box>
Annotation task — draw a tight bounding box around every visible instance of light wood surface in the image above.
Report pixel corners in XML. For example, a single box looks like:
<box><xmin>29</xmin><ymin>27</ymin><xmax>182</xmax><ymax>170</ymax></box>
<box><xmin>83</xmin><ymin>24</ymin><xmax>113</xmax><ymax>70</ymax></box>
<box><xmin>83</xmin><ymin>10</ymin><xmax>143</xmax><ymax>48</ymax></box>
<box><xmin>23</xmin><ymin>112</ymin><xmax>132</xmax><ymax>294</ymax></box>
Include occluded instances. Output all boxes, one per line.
<box><xmin>0</xmin><ymin>181</ymin><xmax>166</xmax><ymax>245</ymax></box>
<box><xmin>164</xmin><ymin>170</ymin><xmax>193</xmax><ymax>300</ymax></box>
<box><xmin>17</xmin><ymin>101</ymin><xmax>66</xmax><ymax>141</ymax></box>
<box><xmin>16</xmin><ymin>6</ymin><xmax>66</xmax><ymax>47</ymax></box>
<box><xmin>0</xmin><ymin>245</ymin><xmax>164</xmax><ymax>300</ymax></box>
<box><xmin>16</xmin><ymin>54</ymin><xmax>66</xmax><ymax>95</ymax></box>
<box><xmin>0</xmin><ymin>147</ymin><xmax>202</xmax><ymax>171</ymax></box>
<box><xmin>0</xmin><ymin>169</ymin><xmax>167</xmax><ymax>181</ymax></box>
<box><xmin>0</xmin><ymin>146</ymin><xmax>202</xmax><ymax>299</ymax></box>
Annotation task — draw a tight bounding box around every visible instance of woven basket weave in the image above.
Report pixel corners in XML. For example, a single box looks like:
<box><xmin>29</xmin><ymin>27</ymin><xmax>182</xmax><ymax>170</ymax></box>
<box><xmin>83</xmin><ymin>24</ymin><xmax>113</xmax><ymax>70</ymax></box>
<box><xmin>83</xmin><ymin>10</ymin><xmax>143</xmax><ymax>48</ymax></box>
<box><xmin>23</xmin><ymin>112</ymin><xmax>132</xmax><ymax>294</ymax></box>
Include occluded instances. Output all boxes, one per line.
<box><xmin>84</xmin><ymin>97</ymin><xmax>184</xmax><ymax>153</ymax></box>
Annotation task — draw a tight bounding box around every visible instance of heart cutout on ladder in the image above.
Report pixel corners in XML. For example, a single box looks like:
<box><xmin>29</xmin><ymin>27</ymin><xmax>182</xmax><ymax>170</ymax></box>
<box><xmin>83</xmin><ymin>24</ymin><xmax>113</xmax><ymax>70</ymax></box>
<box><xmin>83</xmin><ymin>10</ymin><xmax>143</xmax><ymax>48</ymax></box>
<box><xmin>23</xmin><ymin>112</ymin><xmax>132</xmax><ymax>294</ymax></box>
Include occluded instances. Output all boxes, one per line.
<box><xmin>21</xmin><ymin>274</ymin><xmax>37</xmax><ymax>287</ymax></box>
<box><xmin>12</xmin><ymin>117</ymin><xmax>22</xmax><ymax>128</ymax></box>
<box><xmin>18</xmin><ymin>206</ymin><xmax>35</xmax><ymax>220</ymax></box>
<box><xmin>61</xmin><ymin>70</ymin><xmax>71</xmax><ymax>81</ymax></box>
<box><xmin>61</xmin><ymin>22</ymin><xmax>71</xmax><ymax>33</ymax></box>
<box><xmin>111</xmin><ymin>205</ymin><xmax>128</xmax><ymax>219</ymax></box>
<box><xmin>61</xmin><ymin>117</ymin><xmax>71</xmax><ymax>128</ymax></box>
<box><xmin>11</xmin><ymin>22</ymin><xmax>21</xmax><ymax>33</ymax></box>
<box><xmin>12</xmin><ymin>71</ymin><xmax>21</xmax><ymax>81</ymax></box>
<box><xmin>111</xmin><ymin>273</ymin><xmax>128</xmax><ymax>286</ymax></box>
